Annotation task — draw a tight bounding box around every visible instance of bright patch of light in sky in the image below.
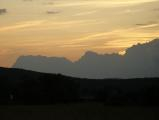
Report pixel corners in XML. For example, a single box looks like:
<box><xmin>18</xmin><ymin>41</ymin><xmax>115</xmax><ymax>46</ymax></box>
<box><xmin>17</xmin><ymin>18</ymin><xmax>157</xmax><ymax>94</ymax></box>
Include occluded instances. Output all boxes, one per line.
<box><xmin>0</xmin><ymin>0</ymin><xmax>159</xmax><ymax>67</ymax></box>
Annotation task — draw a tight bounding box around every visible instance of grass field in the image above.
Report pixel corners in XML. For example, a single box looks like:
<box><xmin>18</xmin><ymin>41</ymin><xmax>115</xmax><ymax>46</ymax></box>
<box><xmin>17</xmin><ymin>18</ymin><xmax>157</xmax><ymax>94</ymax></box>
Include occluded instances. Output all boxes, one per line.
<box><xmin>0</xmin><ymin>102</ymin><xmax>159</xmax><ymax>120</ymax></box>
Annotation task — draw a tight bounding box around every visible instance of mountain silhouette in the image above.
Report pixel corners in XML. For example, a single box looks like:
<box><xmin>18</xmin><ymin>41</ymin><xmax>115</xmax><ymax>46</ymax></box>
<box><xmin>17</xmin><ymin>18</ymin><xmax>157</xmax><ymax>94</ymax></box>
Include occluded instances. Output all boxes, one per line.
<box><xmin>13</xmin><ymin>38</ymin><xmax>159</xmax><ymax>78</ymax></box>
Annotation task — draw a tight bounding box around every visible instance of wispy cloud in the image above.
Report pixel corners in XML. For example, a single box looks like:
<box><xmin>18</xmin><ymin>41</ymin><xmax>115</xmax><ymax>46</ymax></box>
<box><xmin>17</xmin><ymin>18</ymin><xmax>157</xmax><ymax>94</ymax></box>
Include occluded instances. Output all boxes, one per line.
<box><xmin>0</xmin><ymin>20</ymin><xmax>46</xmax><ymax>32</ymax></box>
<box><xmin>0</xmin><ymin>18</ymin><xmax>101</xmax><ymax>33</ymax></box>
<box><xmin>73</xmin><ymin>10</ymin><xmax>97</xmax><ymax>16</ymax></box>
<box><xmin>54</xmin><ymin>0</ymin><xmax>158</xmax><ymax>8</ymax></box>
<box><xmin>61</xmin><ymin>23</ymin><xmax>159</xmax><ymax>49</ymax></box>
<box><xmin>22</xmin><ymin>19</ymin><xmax>100</xmax><ymax>31</ymax></box>
<box><xmin>23</xmin><ymin>0</ymin><xmax>33</xmax><ymax>2</ymax></box>
<box><xmin>136</xmin><ymin>22</ymin><xmax>159</xmax><ymax>29</ymax></box>
<box><xmin>46</xmin><ymin>10</ymin><xmax>60</xmax><ymax>15</ymax></box>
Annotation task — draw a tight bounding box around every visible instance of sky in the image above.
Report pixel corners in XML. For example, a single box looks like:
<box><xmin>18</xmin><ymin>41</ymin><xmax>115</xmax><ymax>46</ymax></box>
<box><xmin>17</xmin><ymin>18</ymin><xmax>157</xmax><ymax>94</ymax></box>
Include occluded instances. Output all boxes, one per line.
<box><xmin>0</xmin><ymin>0</ymin><xmax>159</xmax><ymax>67</ymax></box>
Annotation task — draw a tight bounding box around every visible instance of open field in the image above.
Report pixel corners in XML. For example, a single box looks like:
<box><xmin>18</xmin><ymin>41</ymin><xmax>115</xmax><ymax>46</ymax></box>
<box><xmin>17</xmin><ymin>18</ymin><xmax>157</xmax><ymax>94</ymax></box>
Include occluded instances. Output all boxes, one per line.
<box><xmin>0</xmin><ymin>103</ymin><xmax>159</xmax><ymax>120</ymax></box>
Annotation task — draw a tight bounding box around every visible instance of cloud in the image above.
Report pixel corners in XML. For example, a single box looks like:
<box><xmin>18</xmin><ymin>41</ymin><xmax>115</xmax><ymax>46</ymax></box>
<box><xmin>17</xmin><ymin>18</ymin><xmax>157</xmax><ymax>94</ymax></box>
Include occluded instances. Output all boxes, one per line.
<box><xmin>0</xmin><ymin>19</ymin><xmax>99</xmax><ymax>33</ymax></box>
<box><xmin>0</xmin><ymin>9</ymin><xmax>7</xmax><ymax>15</ymax></box>
<box><xmin>12</xmin><ymin>39</ymin><xmax>159</xmax><ymax>78</ymax></box>
<box><xmin>61</xmin><ymin>23</ymin><xmax>159</xmax><ymax>50</ymax></box>
<box><xmin>153</xmin><ymin>8</ymin><xmax>159</xmax><ymax>11</ymax></box>
<box><xmin>46</xmin><ymin>10</ymin><xmax>60</xmax><ymax>15</ymax></box>
<box><xmin>73</xmin><ymin>11</ymin><xmax>97</xmax><ymax>16</ymax></box>
<box><xmin>43</xmin><ymin>2</ymin><xmax>54</xmax><ymax>5</ymax></box>
<box><xmin>136</xmin><ymin>22</ymin><xmax>159</xmax><ymax>28</ymax></box>
<box><xmin>0</xmin><ymin>20</ymin><xmax>46</xmax><ymax>32</ymax></box>
<box><xmin>54</xmin><ymin>0</ymin><xmax>158</xmax><ymax>8</ymax></box>
<box><xmin>23</xmin><ymin>0</ymin><xmax>33</xmax><ymax>2</ymax></box>
<box><xmin>18</xmin><ymin>19</ymin><xmax>99</xmax><ymax>31</ymax></box>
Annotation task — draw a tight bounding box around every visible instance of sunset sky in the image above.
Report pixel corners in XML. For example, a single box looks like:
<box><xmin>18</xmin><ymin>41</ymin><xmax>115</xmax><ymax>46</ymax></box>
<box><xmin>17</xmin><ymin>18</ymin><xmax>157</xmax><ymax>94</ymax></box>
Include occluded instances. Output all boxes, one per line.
<box><xmin>0</xmin><ymin>0</ymin><xmax>159</xmax><ymax>67</ymax></box>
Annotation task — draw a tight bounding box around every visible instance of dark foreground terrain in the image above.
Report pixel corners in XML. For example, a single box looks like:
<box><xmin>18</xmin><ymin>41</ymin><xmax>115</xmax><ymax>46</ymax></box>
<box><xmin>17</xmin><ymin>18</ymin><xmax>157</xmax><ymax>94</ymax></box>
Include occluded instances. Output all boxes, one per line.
<box><xmin>1</xmin><ymin>67</ymin><xmax>159</xmax><ymax>119</ymax></box>
<box><xmin>1</xmin><ymin>67</ymin><xmax>159</xmax><ymax>106</ymax></box>
<box><xmin>0</xmin><ymin>103</ymin><xmax>159</xmax><ymax>120</ymax></box>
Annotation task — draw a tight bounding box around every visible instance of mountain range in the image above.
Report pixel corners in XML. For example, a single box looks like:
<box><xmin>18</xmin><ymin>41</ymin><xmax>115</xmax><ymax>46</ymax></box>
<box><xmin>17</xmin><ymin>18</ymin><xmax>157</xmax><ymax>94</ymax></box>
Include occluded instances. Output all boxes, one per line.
<box><xmin>13</xmin><ymin>38</ymin><xmax>159</xmax><ymax>79</ymax></box>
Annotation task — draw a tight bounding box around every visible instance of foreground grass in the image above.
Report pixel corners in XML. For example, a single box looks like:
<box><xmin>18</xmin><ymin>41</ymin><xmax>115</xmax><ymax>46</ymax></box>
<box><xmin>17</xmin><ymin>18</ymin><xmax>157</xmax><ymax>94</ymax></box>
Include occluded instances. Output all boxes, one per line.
<box><xmin>0</xmin><ymin>102</ymin><xmax>159</xmax><ymax>120</ymax></box>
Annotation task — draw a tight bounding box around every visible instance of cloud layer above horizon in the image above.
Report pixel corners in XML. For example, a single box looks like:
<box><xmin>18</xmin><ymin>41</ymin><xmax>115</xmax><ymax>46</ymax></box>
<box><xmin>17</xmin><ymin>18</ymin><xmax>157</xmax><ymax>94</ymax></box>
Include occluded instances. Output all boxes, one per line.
<box><xmin>0</xmin><ymin>0</ymin><xmax>159</xmax><ymax>67</ymax></box>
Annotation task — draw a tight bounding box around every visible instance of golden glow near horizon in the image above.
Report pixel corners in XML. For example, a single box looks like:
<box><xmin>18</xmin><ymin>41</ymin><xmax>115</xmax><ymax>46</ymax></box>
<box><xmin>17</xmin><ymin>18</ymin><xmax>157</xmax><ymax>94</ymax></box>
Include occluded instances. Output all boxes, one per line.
<box><xmin>0</xmin><ymin>0</ymin><xmax>159</xmax><ymax>67</ymax></box>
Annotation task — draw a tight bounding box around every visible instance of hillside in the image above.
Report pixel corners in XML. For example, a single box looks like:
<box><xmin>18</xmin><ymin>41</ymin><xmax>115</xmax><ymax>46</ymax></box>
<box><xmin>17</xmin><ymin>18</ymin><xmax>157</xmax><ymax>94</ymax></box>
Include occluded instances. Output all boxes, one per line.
<box><xmin>1</xmin><ymin>67</ymin><xmax>159</xmax><ymax>105</ymax></box>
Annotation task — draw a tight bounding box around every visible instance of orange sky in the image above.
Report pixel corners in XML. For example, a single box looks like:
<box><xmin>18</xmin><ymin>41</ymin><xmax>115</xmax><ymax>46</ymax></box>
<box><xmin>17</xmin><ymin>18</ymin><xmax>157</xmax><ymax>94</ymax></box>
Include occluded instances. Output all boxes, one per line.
<box><xmin>0</xmin><ymin>0</ymin><xmax>159</xmax><ymax>67</ymax></box>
